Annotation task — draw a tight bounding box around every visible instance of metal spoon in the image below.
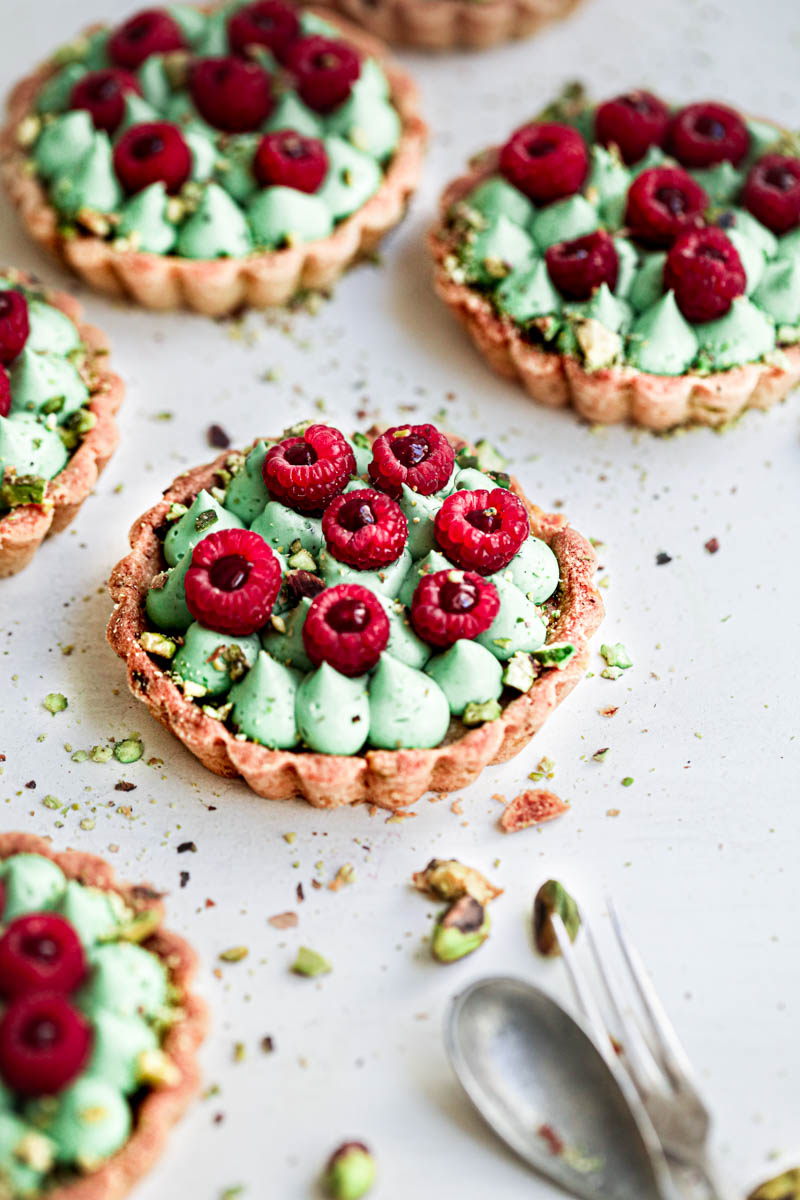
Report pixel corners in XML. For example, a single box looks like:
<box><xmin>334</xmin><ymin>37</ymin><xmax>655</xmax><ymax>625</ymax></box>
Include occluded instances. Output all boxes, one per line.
<box><xmin>446</xmin><ymin>976</ymin><xmax>678</xmax><ymax>1200</ymax></box>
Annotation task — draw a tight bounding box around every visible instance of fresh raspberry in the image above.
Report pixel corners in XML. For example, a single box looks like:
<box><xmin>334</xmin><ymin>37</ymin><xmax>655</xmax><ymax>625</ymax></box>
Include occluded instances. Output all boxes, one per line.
<box><xmin>435</xmin><ymin>488</ymin><xmax>529</xmax><ymax>576</ymax></box>
<box><xmin>228</xmin><ymin>0</ymin><xmax>301</xmax><ymax>61</ymax></box>
<box><xmin>322</xmin><ymin>489</ymin><xmax>407</xmax><ymax>570</ymax></box>
<box><xmin>0</xmin><ymin>914</ymin><xmax>86</xmax><ymax>999</ymax></box>
<box><xmin>625</xmin><ymin>167</ymin><xmax>709</xmax><ymax>247</ymax></box>
<box><xmin>368</xmin><ymin>424</ymin><xmax>455</xmax><ymax>499</ymax></box>
<box><xmin>0</xmin><ymin>290</ymin><xmax>29</xmax><ymax>366</ymax></box>
<box><xmin>410</xmin><ymin>569</ymin><xmax>499</xmax><ymax>648</ymax></box>
<box><xmin>70</xmin><ymin>69</ymin><xmax>142</xmax><ymax>135</ymax></box>
<box><xmin>0</xmin><ymin>368</ymin><xmax>10</xmax><ymax>418</ymax></box>
<box><xmin>594</xmin><ymin>90</ymin><xmax>670</xmax><ymax>166</ymax></box>
<box><xmin>190</xmin><ymin>57</ymin><xmax>273</xmax><ymax>132</ymax></box>
<box><xmin>108</xmin><ymin>8</ymin><xmax>185</xmax><ymax>69</ymax></box>
<box><xmin>499</xmin><ymin>122</ymin><xmax>588</xmax><ymax>205</ymax></box>
<box><xmin>184</xmin><ymin>528</ymin><xmax>282</xmax><ymax>636</ymax></box>
<box><xmin>113</xmin><ymin>122</ymin><xmax>192</xmax><ymax>195</ymax></box>
<box><xmin>743</xmin><ymin>155</ymin><xmax>800</xmax><ymax>235</ymax></box>
<box><xmin>262</xmin><ymin>424</ymin><xmax>355</xmax><ymax>513</ymax></box>
<box><xmin>302</xmin><ymin>584</ymin><xmax>389</xmax><ymax>677</ymax></box>
<box><xmin>285</xmin><ymin>36</ymin><xmax>360</xmax><ymax>114</ymax></box>
<box><xmin>545</xmin><ymin>230</ymin><xmax>619</xmax><ymax>300</ymax></box>
<box><xmin>663</xmin><ymin>227</ymin><xmax>746</xmax><ymax>323</ymax></box>
<box><xmin>0</xmin><ymin>993</ymin><xmax>92</xmax><ymax>1097</ymax></box>
<box><xmin>666</xmin><ymin>102</ymin><xmax>749</xmax><ymax>169</ymax></box>
<box><xmin>253</xmin><ymin>130</ymin><xmax>328</xmax><ymax>193</ymax></box>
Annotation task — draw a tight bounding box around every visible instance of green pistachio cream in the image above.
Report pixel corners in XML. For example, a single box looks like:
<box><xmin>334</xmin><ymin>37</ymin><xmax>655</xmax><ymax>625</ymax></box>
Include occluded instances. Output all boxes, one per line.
<box><xmin>0</xmin><ymin>275</ymin><xmax>95</xmax><ymax>517</ymax></box>
<box><xmin>0</xmin><ymin>853</ymin><xmax>181</xmax><ymax>1197</ymax></box>
<box><xmin>24</xmin><ymin>7</ymin><xmax>403</xmax><ymax>259</ymax></box>
<box><xmin>441</xmin><ymin>85</ymin><xmax>800</xmax><ymax>375</ymax></box>
<box><xmin>139</xmin><ymin>421</ymin><xmax>569</xmax><ymax>756</ymax></box>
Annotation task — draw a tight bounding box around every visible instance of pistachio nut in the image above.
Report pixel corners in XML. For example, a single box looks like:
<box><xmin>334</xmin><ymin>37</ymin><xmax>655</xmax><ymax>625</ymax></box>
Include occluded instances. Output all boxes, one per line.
<box><xmin>412</xmin><ymin>859</ymin><xmax>502</xmax><ymax>907</ymax></box>
<box><xmin>323</xmin><ymin>1142</ymin><xmax>376</xmax><ymax>1200</ymax></box>
<box><xmin>533</xmin><ymin>879</ymin><xmax>581</xmax><ymax>957</ymax></box>
<box><xmin>432</xmin><ymin>896</ymin><xmax>490</xmax><ymax>963</ymax></box>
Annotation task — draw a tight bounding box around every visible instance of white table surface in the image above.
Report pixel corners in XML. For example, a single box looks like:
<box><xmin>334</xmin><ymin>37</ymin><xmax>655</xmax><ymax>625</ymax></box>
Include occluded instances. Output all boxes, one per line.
<box><xmin>1</xmin><ymin>0</ymin><xmax>799</xmax><ymax>1196</ymax></box>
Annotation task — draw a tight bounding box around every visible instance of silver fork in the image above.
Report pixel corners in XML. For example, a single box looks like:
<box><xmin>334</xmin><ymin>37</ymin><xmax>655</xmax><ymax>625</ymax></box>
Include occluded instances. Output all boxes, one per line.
<box><xmin>550</xmin><ymin>898</ymin><xmax>727</xmax><ymax>1200</ymax></box>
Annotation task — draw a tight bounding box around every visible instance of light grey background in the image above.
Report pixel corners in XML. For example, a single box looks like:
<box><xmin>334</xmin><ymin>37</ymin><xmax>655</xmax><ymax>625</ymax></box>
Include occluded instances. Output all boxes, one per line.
<box><xmin>1</xmin><ymin>0</ymin><xmax>799</xmax><ymax>1196</ymax></box>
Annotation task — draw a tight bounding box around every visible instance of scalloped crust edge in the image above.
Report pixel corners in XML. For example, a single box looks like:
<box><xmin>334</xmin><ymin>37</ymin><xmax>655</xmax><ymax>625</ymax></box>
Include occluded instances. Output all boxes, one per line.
<box><xmin>429</xmin><ymin>152</ymin><xmax>800</xmax><ymax>430</ymax></box>
<box><xmin>322</xmin><ymin>0</ymin><xmax>582</xmax><ymax>51</ymax></box>
<box><xmin>0</xmin><ymin>274</ymin><xmax>124</xmax><ymax>578</ymax></box>
<box><xmin>0</xmin><ymin>9</ymin><xmax>427</xmax><ymax>317</ymax></box>
<box><xmin>0</xmin><ymin>831</ymin><xmax>208</xmax><ymax>1200</ymax></box>
<box><xmin>106</xmin><ymin>437</ymin><xmax>603</xmax><ymax>810</ymax></box>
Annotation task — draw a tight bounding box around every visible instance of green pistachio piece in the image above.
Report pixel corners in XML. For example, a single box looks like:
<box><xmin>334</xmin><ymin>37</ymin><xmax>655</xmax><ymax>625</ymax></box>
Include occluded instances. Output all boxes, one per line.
<box><xmin>533</xmin><ymin>879</ymin><xmax>581</xmax><ymax>957</ymax></box>
<box><xmin>533</xmin><ymin>643</ymin><xmax>577</xmax><ymax>669</ymax></box>
<box><xmin>113</xmin><ymin>737</ymin><xmax>143</xmax><ymax>764</ymax></box>
<box><xmin>323</xmin><ymin>1142</ymin><xmax>376</xmax><ymax>1200</ymax></box>
<box><xmin>748</xmin><ymin>1168</ymin><xmax>800</xmax><ymax>1200</ymax></box>
<box><xmin>431</xmin><ymin>896</ymin><xmax>490</xmax><ymax>963</ymax></box>
<box><xmin>502</xmin><ymin>651</ymin><xmax>535</xmax><ymax>692</ymax></box>
<box><xmin>43</xmin><ymin>693</ymin><xmax>68</xmax><ymax>715</ymax></box>
<box><xmin>462</xmin><ymin>698</ymin><xmax>502</xmax><ymax>726</ymax></box>
<box><xmin>600</xmin><ymin>642</ymin><xmax>632</xmax><ymax>670</ymax></box>
<box><xmin>1</xmin><ymin>473</ymin><xmax>47</xmax><ymax>509</ymax></box>
<box><xmin>412</xmin><ymin>859</ymin><xmax>502</xmax><ymax>906</ymax></box>
<box><xmin>291</xmin><ymin>946</ymin><xmax>332</xmax><ymax>977</ymax></box>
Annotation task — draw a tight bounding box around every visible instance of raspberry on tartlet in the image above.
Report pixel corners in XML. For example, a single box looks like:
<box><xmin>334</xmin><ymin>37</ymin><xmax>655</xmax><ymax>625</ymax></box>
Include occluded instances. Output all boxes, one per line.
<box><xmin>594</xmin><ymin>90</ymin><xmax>670</xmax><ymax>166</ymax></box>
<box><xmin>184</xmin><ymin>528</ymin><xmax>282</xmax><ymax>636</ymax></box>
<box><xmin>0</xmin><ymin>913</ymin><xmax>86</xmax><ymax>998</ymax></box>
<box><xmin>190</xmin><ymin>56</ymin><xmax>274</xmax><ymax>133</ymax></box>
<box><xmin>302</xmin><ymin>583</ymin><xmax>389</xmax><ymax>676</ymax></box>
<box><xmin>285</xmin><ymin>35</ymin><xmax>361</xmax><ymax>114</ymax></box>
<box><xmin>435</xmin><ymin>488</ymin><xmax>529</xmax><ymax>575</ymax></box>
<box><xmin>113</xmin><ymin>122</ymin><xmax>193</xmax><ymax>195</ymax></box>
<box><xmin>262</xmin><ymin>424</ymin><xmax>355</xmax><ymax>513</ymax></box>
<box><xmin>666</xmin><ymin>102</ymin><xmax>749</xmax><ymax>169</ymax></box>
<box><xmin>743</xmin><ymin>155</ymin><xmax>800</xmax><ymax>235</ymax></box>
<box><xmin>108</xmin><ymin>8</ymin><xmax>185</xmax><ymax>70</ymax></box>
<box><xmin>499</xmin><ymin>122</ymin><xmax>588</xmax><ymax>205</ymax></box>
<box><xmin>0</xmin><ymin>368</ymin><xmax>10</xmax><ymax>418</ymax></box>
<box><xmin>625</xmin><ymin>166</ymin><xmax>709</xmax><ymax>247</ymax></box>
<box><xmin>545</xmin><ymin>230</ymin><xmax>619</xmax><ymax>300</ymax></box>
<box><xmin>368</xmin><ymin>424</ymin><xmax>454</xmax><ymax>498</ymax></box>
<box><xmin>663</xmin><ymin>227</ymin><xmax>746</xmax><ymax>323</ymax></box>
<box><xmin>410</xmin><ymin>569</ymin><xmax>499</xmax><ymax>647</ymax></box>
<box><xmin>69</xmin><ymin>68</ymin><xmax>142</xmax><ymax>135</ymax></box>
<box><xmin>0</xmin><ymin>992</ymin><xmax>92</xmax><ymax>1096</ymax></box>
<box><xmin>253</xmin><ymin>130</ymin><xmax>328</xmax><ymax>194</ymax></box>
<box><xmin>322</xmin><ymin>488</ymin><xmax>407</xmax><ymax>569</ymax></box>
<box><xmin>0</xmin><ymin>289</ymin><xmax>29</xmax><ymax>365</ymax></box>
<box><xmin>228</xmin><ymin>0</ymin><xmax>301</xmax><ymax>61</ymax></box>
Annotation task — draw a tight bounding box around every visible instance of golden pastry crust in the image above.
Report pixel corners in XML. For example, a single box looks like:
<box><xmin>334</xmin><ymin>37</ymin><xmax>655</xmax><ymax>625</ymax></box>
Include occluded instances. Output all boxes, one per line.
<box><xmin>0</xmin><ymin>9</ymin><xmax>427</xmax><ymax>316</ymax></box>
<box><xmin>0</xmin><ymin>832</ymin><xmax>207</xmax><ymax>1200</ymax></box>
<box><xmin>0</xmin><ymin>273</ymin><xmax>124</xmax><ymax>579</ymax></box>
<box><xmin>430</xmin><ymin>151</ymin><xmax>800</xmax><ymax>430</ymax></box>
<box><xmin>318</xmin><ymin>0</ymin><xmax>582</xmax><ymax>50</ymax></box>
<box><xmin>106</xmin><ymin>434</ymin><xmax>603</xmax><ymax>810</ymax></box>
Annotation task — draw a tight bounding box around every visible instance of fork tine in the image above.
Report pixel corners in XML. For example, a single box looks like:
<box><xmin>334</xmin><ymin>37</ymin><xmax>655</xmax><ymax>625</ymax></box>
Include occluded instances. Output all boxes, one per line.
<box><xmin>550</xmin><ymin>913</ymin><xmax>615</xmax><ymax>1063</ymax></box>
<box><xmin>607</xmin><ymin>897</ymin><xmax>700</xmax><ymax>1091</ymax></box>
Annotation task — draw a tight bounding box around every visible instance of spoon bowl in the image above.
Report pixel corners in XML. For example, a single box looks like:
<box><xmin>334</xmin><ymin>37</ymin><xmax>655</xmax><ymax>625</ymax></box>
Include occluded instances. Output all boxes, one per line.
<box><xmin>446</xmin><ymin>975</ymin><xmax>675</xmax><ymax>1200</ymax></box>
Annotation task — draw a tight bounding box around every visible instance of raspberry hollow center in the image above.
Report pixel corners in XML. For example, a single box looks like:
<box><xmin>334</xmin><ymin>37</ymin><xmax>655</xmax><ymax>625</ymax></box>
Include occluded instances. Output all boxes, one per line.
<box><xmin>694</xmin><ymin>115</ymin><xmax>725</xmax><ymax>140</ymax></box>
<box><xmin>209</xmin><ymin>554</ymin><xmax>251</xmax><ymax>591</ymax></box>
<box><xmin>127</xmin><ymin>15</ymin><xmax>155</xmax><ymax>40</ymax></box>
<box><xmin>284</xmin><ymin>442</ymin><xmax>317</xmax><ymax>466</ymax></box>
<box><xmin>0</xmin><ymin>295</ymin><xmax>12</xmax><ymax>317</ymax></box>
<box><xmin>466</xmin><ymin>507</ymin><xmax>502</xmax><ymax>534</ymax></box>
<box><xmin>21</xmin><ymin>935</ymin><xmax>60</xmax><ymax>965</ymax></box>
<box><xmin>131</xmin><ymin>132</ymin><xmax>165</xmax><ymax>160</ymax></box>
<box><xmin>328</xmin><ymin>598</ymin><xmax>370</xmax><ymax>633</ymax></box>
<box><xmin>441</xmin><ymin>578</ymin><xmax>480</xmax><ymax>613</ymax></box>
<box><xmin>765</xmin><ymin>166</ymin><xmax>797</xmax><ymax>192</ymax></box>
<box><xmin>89</xmin><ymin>75</ymin><xmax>121</xmax><ymax>101</ymax></box>
<box><xmin>655</xmin><ymin>186</ymin><xmax>688</xmax><ymax>216</ymax></box>
<box><xmin>391</xmin><ymin>433</ymin><xmax>429</xmax><ymax>468</ymax></box>
<box><xmin>23</xmin><ymin>1016</ymin><xmax>60</xmax><ymax>1052</ymax></box>
<box><xmin>525</xmin><ymin>137</ymin><xmax>556</xmax><ymax>159</ymax></box>
<box><xmin>338</xmin><ymin>498</ymin><xmax>376</xmax><ymax>531</ymax></box>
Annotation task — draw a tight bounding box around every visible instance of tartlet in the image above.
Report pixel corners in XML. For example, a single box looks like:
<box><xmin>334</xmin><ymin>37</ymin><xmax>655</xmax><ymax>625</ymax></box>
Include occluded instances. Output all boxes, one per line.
<box><xmin>318</xmin><ymin>0</ymin><xmax>582</xmax><ymax>52</ymax></box>
<box><xmin>0</xmin><ymin>832</ymin><xmax>206</xmax><ymax>1200</ymax></box>
<box><xmin>0</xmin><ymin>270</ymin><xmax>123</xmax><ymax>579</ymax></box>
<box><xmin>0</xmin><ymin>4</ymin><xmax>426</xmax><ymax>316</ymax></box>
<box><xmin>430</xmin><ymin>87</ymin><xmax>800</xmax><ymax>429</ymax></box>
<box><xmin>107</xmin><ymin>420</ymin><xmax>602</xmax><ymax>810</ymax></box>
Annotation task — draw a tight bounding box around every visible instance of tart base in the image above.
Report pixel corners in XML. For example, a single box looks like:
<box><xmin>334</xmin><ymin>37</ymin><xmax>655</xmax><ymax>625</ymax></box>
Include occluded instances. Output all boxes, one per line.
<box><xmin>0</xmin><ymin>832</ymin><xmax>207</xmax><ymax>1200</ymax></box>
<box><xmin>319</xmin><ymin>0</ymin><xmax>582</xmax><ymax>50</ymax></box>
<box><xmin>0</xmin><ymin>10</ymin><xmax>427</xmax><ymax>317</ymax></box>
<box><xmin>430</xmin><ymin>154</ymin><xmax>800</xmax><ymax>430</ymax></box>
<box><xmin>0</xmin><ymin>274</ymin><xmax>124</xmax><ymax>579</ymax></box>
<box><xmin>107</xmin><ymin>435</ymin><xmax>603</xmax><ymax>811</ymax></box>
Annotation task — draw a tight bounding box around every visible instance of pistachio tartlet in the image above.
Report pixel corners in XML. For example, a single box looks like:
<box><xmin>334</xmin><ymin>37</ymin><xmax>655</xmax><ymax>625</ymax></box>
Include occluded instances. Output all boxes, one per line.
<box><xmin>107</xmin><ymin>420</ymin><xmax>602</xmax><ymax>810</ymax></box>
<box><xmin>0</xmin><ymin>270</ymin><xmax>123</xmax><ymax>579</ymax></box>
<box><xmin>0</xmin><ymin>4</ymin><xmax>426</xmax><ymax>316</ymax></box>
<box><xmin>430</xmin><ymin>86</ymin><xmax>800</xmax><ymax>429</ymax></box>
<box><xmin>0</xmin><ymin>832</ymin><xmax>206</xmax><ymax>1200</ymax></box>
<box><xmin>315</xmin><ymin>0</ymin><xmax>582</xmax><ymax>52</ymax></box>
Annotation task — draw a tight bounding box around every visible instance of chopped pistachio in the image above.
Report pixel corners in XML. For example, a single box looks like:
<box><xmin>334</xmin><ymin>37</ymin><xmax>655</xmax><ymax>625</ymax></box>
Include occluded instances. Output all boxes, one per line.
<box><xmin>291</xmin><ymin>946</ymin><xmax>332</xmax><ymax>977</ymax></box>
<box><xmin>43</xmin><ymin>692</ymin><xmax>68</xmax><ymax>715</ymax></box>
<box><xmin>139</xmin><ymin>631</ymin><xmax>177</xmax><ymax>659</ymax></box>
<box><xmin>89</xmin><ymin>744</ymin><xmax>113</xmax><ymax>763</ymax></box>
<box><xmin>748</xmin><ymin>1168</ymin><xmax>800</xmax><ymax>1200</ymax></box>
<box><xmin>166</xmin><ymin>502</ymin><xmax>188</xmax><ymax>522</ymax></box>
<box><xmin>114</xmin><ymin>737</ymin><xmax>143</xmax><ymax>765</ymax></box>
<box><xmin>462</xmin><ymin>699</ymin><xmax>502</xmax><ymax>726</ymax></box>
<box><xmin>533</xmin><ymin>880</ymin><xmax>581</xmax><ymax>957</ymax></box>
<box><xmin>352</xmin><ymin>432</ymin><xmax>371</xmax><ymax>450</ymax></box>
<box><xmin>432</xmin><ymin>896</ymin><xmax>490</xmax><ymax>963</ymax></box>
<box><xmin>502</xmin><ymin>651</ymin><xmax>535</xmax><ymax>693</ymax></box>
<box><xmin>194</xmin><ymin>509</ymin><xmax>218</xmax><ymax>533</ymax></box>
<box><xmin>137</xmin><ymin>1048</ymin><xmax>181</xmax><ymax>1088</ymax></box>
<box><xmin>219</xmin><ymin>946</ymin><xmax>249</xmax><ymax>963</ymax></box>
<box><xmin>600</xmin><ymin>643</ymin><xmax>633</xmax><ymax>670</ymax></box>
<box><xmin>412</xmin><ymin>859</ymin><xmax>502</xmax><ymax>907</ymax></box>
<box><xmin>592</xmin><ymin>747</ymin><xmax>609</xmax><ymax>763</ymax></box>
<box><xmin>621</xmin><ymin>776</ymin><xmax>634</xmax><ymax>787</ymax></box>
<box><xmin>323</xmin><ymin>1142</ymin><xmax>376</xmax><ymax>1200</ymax></box>
<box><xmin>287</xmin><ymin>548</ymin><xmax>316</xmax><ymax>572</ymax></box>
<box><xmin>116</xmin><ymin>910</ymin><xmax>160</xmax><ymax>944</ymax></box>
<box><xmin>16</xmin><ymin>1131</ymin><xmax>54</xmax><ymax>1172</ymax></box>
<box><xmin>43</xmin><ymin>795</ymin><xmax>61</xmax><ymax>810</ymax></box>
<box><xmin>601</xmin><ymin>666</ymin><xmax>623</xmax><ymax>681</ymax></box>
<box><xmin>533</xmin><ymin>643</ymin><xmax>576</xmax><ymax>669</ymax></box>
